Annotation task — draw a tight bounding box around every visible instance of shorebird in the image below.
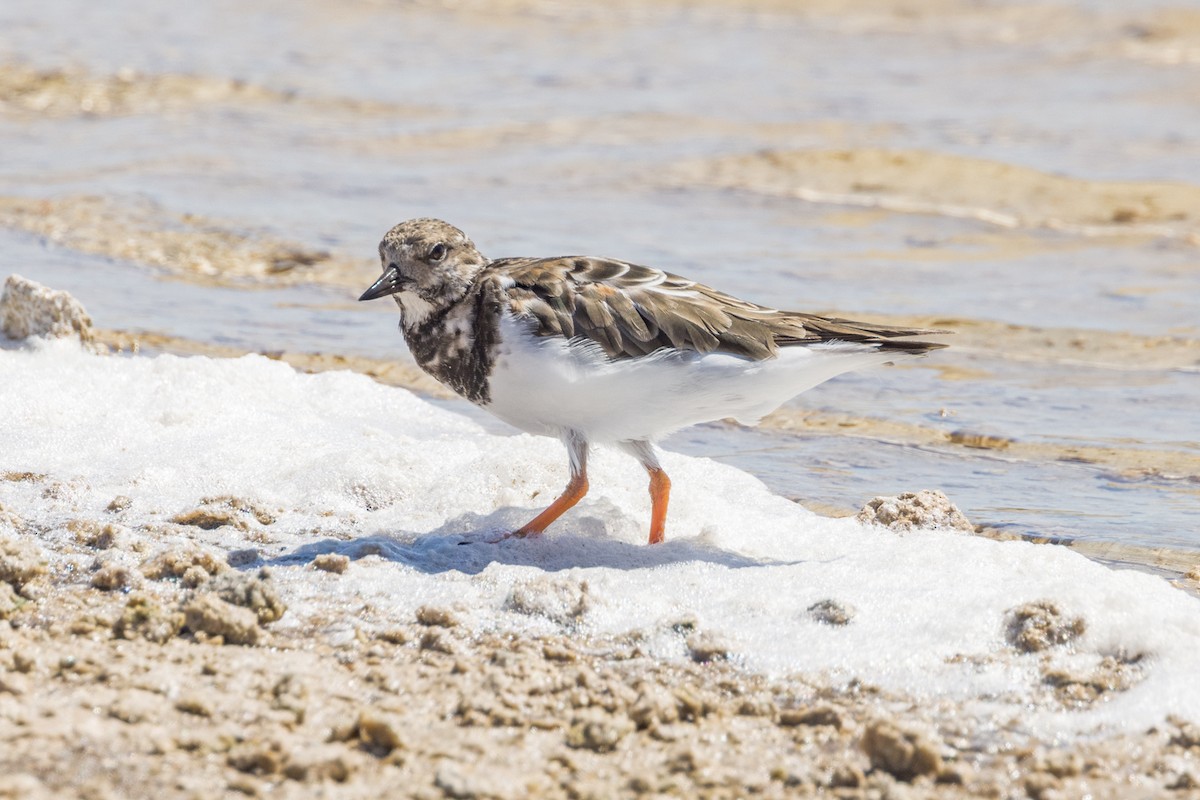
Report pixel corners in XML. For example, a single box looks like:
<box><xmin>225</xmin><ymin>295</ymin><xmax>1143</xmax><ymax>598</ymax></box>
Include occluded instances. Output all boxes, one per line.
<box><xmin>360</xmin><ymin>218</ymin><xmax>946</xmax><ymax>544</ymax></box>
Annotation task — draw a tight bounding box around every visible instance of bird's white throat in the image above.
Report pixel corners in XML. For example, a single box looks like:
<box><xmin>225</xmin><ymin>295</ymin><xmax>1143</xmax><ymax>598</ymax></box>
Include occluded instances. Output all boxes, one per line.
<box><xmin>394</xmin><ymin>291</ymin><xmax>437</xmax><ymax>329</ymax></box>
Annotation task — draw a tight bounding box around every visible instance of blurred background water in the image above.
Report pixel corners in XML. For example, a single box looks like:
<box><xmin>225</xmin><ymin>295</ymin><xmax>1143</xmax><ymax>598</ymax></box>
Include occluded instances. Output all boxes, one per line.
<box><xmin>2</xmin><ymin>0</ymin><xmax>1197</xmax><ymax>559</ymax></box>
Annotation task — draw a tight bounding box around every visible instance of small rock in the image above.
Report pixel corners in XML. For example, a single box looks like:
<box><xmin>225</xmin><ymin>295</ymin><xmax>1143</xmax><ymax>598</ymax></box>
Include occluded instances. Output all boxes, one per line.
<box><xmin>12</xmin><ymin>651</ymin><xmax>36</xmax><ymax>673</ymax></box>
<box><xmin>175</xmin><ymin>694</ymin><xmax>213</xmax><ymax>717</ymax></box>
<box><xmin>227</xmin><ymin>740</ymin><xmax>285</xmax><ymax>775</ymax></box>
<box><xmin>91</xmin><ymin>561</ymin><xmax>139</xmax><ymax>591</ymax></box>
<box><xmin>672</xmin><ymin>686</ymin><xmax>708</xmax><ymax>721</ymax></box>
<box><xmin>106</xmin><ymin>495</ymin><xmax>133</xmax><ymax>513</ymax></box>
<box><xmin>69</xmin><ymin>519</ymin><xmax>128</xmax><ymax>549</ymax></box>
<box><xmin>1169</xmin><ymin>772</ymin><xmax>1200</xmax><ymax>791</ymax></box>
<box><xmin>113</xmin><ymin>594</ymin><xmax>184</xmax><ymax>643</ymax></box>
<box><xmin>1024</xmin><ymin>772</ymin><xmax>1062</xmax><ymax>800</ymax></box>
<box><xmin>181</xmin><ymin>565</ymin><xmax>210</xmax><ymax>588</ymax></box>
<box><xmin>779</xmin><ymin>705</ymin><xmax>843</xmax><ymax>729</ymax></box>
<box><xmin>419</xmin><ymin>630</ymin><xmax>457</xmax><ymax>654</ymax></box>
<box><xmin>504</xmin><ymin>577</ymin><xmax>590</xmax><ymax>626</ymax></box>
<box><xmin>856</xmin><ymin>489</ymin><xmax>973</xmax><ymax>533</ymax></box>
<box><xmin>542</xmin><ymin>641</ymin><xmax>577</xmax><ymax>662</ymax></box>
<box><xmin>829</xmin><ymin>763</ymin><xmax>864</xmax><ymax>788</ymax></box>
<box><xmin>205</xmin><ymin>568</ymin><xmax>286</xmax><ymax>624</ymax></box>
<box><xmin>0</xmin><ymin>274</ymin><xmax>94</xmax><ymax>343</ymax></box>
<box><xmin>861</xmin><ymin>719</ymin><xmax>943</xmax><ymax>781</ymax></box>
<box><xmin>0</xmin><ymin>582</ymin><xmax>23</xmax><ymax>620</ymax></box>
<box><xmin>357</xmin><ymin>709</ymin><xmax>406</xmax><ymax>754</ymax></box>
<box><xmin>199</xmin><ymin>495</ymin><xmax>276</xmax><ymax>525</ymax></box>
<box><xmin>1005</xmin><ymin>601</ymin><xmax>1085</xmax><ymax>653</ymax></box>
<box><xmin>283</xmin><ymin>745</ymin><xmax>356</xmax><ymax>783</ymax></box>
<box><xmin>182</xmin><ymin>593</ymin><xmax>260</xmax><ymax>645</ymax></box>
<box><xmin>0</xmin><ymin>534</ymin><xmax>48</xmax><ymax>595</ymax></box>
<box><xmin>566</xmin><ymin>711</ymin><xmax>634</xmax><ymax>753</ymax></box>
<box><xmin>630</xmin><ymin>684</ymin><xmax>681</xmax><ymax>729</ymax></box>
<box><xmin>227</xmin><ymin>548</ymin><xmax>261</xmax><ymax>568</ymax></box>
<box><xmin>686</xmin><ymin>631</ymin><xmax>732</xmax><ymax>663</ymax></box>
<box><xmin>936</xmin><ymin>763</ymin><xmax>970</xmax><ymax>785</ymax></box>
<box><xmin>808</xmin><ymin>599</ymin><xmax>855</xmax><ymax>626</ymax></box>
<box><xmin>141</xmin><ymin>544</ymin><xmax>227</xmax><ymax>581</ymax></box>
<box><xmin>313</xmin><ymin>553</ymin><xmax>349</xmax><ymax>574</ymax></box>
<box><xmin>1042</xmin><ymin>654</ymin><xmax>1142</xmax><ymax>707</ymax></box>
<box><xmin>1170</xmin><ymin>721</ymin><xmax>1200</xmax><ymax>749</ymax></box>
<box><xmin>415</xmin><ymin>605</ymin><xmax>458</xmax><ymax>627</ymax></box>
<box><xmin>377</xmin><ymin>628</ymin><xmax>411</xmax><ymax>645</ymax></box>
<box><xmin>170</xmin><ymin>507</ymin><xmax>249</xmax><ymax>532</ymax></box>
<box><xmin>666</xmin><ymin>749</ymin><xmax>698</xmax><ymax>774</ymax></box>
<box><xmin>737</xmin><ymin>697</ymin><xmax>774</xmax><ymax>717</ymax></box>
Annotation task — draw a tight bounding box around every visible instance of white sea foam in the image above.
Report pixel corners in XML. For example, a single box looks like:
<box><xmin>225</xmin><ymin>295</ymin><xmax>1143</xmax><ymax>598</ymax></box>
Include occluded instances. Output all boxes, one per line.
<box><xmin>2</xmin><ymin>338</ymin><xmax>1199</xmax><ymax>738</ymax></box>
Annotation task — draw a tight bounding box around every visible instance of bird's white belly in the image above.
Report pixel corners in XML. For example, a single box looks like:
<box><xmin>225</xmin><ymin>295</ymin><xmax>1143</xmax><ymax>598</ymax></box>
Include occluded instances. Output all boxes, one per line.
<box><xmin>483</xmin><ymin>313</ymin><xmax>899</xmax><ymax>443</ymax></box>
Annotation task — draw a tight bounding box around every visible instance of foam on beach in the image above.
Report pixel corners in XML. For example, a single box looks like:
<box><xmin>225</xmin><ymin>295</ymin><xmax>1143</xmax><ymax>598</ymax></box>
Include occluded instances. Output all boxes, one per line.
<box><xmin>2</xmin><ymin>338</ymin><xmax>1199</xmax><ymax>739</ymax></box>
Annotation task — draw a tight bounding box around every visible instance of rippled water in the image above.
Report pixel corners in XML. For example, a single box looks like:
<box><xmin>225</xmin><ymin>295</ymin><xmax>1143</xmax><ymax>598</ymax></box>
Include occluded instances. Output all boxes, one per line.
<box><xmin>2</xmin><ymin>0</ymin><xmax>1198</xmax><ymax>559</ymax></box>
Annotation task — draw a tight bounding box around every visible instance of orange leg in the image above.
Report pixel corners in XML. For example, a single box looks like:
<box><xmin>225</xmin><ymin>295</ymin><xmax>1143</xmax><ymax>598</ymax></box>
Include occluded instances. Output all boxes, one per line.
<box><xmin>513</xmin><ymin>470</ymin><xmax>589</xmax><ymax>537</ymax></box>
<box><xmin>647</xmin><ymin>467</ymin><xmax>671</xmax><ymax>545</ymax></box>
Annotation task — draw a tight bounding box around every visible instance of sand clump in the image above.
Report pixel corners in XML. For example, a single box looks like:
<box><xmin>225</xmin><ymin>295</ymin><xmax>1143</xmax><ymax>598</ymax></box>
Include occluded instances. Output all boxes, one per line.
<box><xmin>140</xmin><ymin>543</ymin><xmax>228</xmax><ymax>583</ymax></box>
<box><xmin>1005</xmin><ymin>600</ymin><xmax>1086</xmax><ymax>653</ymax></box>
<box><xmin>668</xmin><ymin>148</ymin><xmax>1200</xmax><ymax>241</ymax></box>
<box><xmin>0</xmin><ymin>274</ymin><xmax>94</xmax><ymax>344</ymax></box>
<box><xmin>312</xmin><ymin>552</ymin><xmax>350</xmax><ymax>573</ymax></box>
<box><xmin>0</xmin><ymin>64</ymin><xmax>285</xmax><ymax>117</ymax></box>
<box><xmin>856</xmin><ymin>489</ymin><xmax>974</xmax><ymax>533</ymax></box>
<box><xmin>113</xmin><ymin>594</ymin><xmax>185</xmax><ymax>644</ymax></box>
<box><xmin>0</xmin><ymin>195</ymin><xmax>367</xmax><ymax>286</ymax></box>
<box><xmin>808</xmin><ymin>598</ymin><xmax>856</xmax><ymax>626</ymax></box>
<box><xmin>181</xmin><ymin>593</ymin><xmax>263</xmax><ymax>646</ymax></box>
<box><xmin>860</xmin><ymin>719</ymin><xmax>944</xmax><ymax>781</ymax></box>
<box><xmin>204</xmin><ymin>568</ymin><xmax>287</xmax><ymax>625</ymax></box>
<box><xmin>169</xmin><ymin>495</ymin><xmax>284</xmax><ymax>537</ymax></box>
<box><xmin>0</xmin><ymin>534</ymin><xmax>46</xmax><ymax>598</ymax></box>
<box><xmin>504</xmin><ymin>576</ymin><xmax>591</xmax><ymax>626</ymax></box>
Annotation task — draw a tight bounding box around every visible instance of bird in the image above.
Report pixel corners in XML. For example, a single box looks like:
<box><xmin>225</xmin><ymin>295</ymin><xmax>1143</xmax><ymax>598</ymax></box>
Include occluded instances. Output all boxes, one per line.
<box><xmin>359</xmin><ymin>218</ymin><xmax>947</xmax><ymax>545</ymax></box>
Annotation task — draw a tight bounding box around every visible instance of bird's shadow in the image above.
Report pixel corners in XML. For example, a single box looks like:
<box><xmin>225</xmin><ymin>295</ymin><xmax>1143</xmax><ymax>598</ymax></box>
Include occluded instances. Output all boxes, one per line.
<box><xmin>268</xmin><ymin>508</ymin><xmax>812</xmax><ymax>576</ymax></box>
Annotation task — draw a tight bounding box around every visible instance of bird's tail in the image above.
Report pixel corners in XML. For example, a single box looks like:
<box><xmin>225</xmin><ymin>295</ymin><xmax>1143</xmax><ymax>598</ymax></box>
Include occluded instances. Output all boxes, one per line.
<box><xmin>780</xmin><ymin>315</ymin><xmax>950</xmax><ymax>355</ymax></box>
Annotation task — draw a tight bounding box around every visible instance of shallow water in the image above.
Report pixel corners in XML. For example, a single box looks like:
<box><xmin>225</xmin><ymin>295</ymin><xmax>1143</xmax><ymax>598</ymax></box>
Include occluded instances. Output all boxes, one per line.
<box><xmin>2</xmin><ymin>0</ymin><xmax>1198</xmax><ymax>557</ymax></box>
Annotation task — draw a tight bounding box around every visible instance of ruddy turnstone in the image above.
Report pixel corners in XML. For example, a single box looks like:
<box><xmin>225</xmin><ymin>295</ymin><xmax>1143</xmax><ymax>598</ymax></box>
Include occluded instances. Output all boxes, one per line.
<box><xmin>360</xmin><ymin>218</ymin><xmax>947</xmax><ymax>544</ymax></box>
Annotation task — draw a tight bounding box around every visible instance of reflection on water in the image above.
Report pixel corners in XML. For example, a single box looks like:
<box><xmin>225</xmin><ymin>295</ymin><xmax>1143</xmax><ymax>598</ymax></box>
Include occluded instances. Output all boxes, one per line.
<box><xmin>1</xmin><ymin>0</ymin><xmax>1198</xmax><ymax>556</ymax></box>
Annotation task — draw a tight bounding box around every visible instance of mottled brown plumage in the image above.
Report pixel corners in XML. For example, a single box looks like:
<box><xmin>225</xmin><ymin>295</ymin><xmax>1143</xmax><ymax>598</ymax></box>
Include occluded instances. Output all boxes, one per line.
<box><xmin>495</xmin><ymin>256</ymin><xmax>945</xmax><ymax>361</ymax></box>
<box><xmin>359</xmin><ymin>218</ymin><xmax>949</xmax><ymax>545</ymax></box>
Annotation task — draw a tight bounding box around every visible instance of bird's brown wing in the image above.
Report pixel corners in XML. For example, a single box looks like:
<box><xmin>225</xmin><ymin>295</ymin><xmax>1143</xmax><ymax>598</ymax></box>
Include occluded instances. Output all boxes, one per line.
<box><xmin>488</xmin><ymin>256</ymin><xmax>947</xmax><ymax>360</ymax></box>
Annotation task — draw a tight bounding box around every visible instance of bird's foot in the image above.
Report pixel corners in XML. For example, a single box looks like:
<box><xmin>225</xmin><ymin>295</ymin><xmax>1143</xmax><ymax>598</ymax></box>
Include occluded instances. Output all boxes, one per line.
<box><xmin>458</xmin><ymin>529</ymin><xmax>540</xmax><ymax>545</ymax></box>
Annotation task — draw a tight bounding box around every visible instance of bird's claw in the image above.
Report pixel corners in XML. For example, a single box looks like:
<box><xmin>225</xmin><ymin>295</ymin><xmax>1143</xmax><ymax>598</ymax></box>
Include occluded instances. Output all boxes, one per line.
<box><xmin>458</xmin><ymin>529</ymin><xmax>537</xmax><ymax>546</ymax></box>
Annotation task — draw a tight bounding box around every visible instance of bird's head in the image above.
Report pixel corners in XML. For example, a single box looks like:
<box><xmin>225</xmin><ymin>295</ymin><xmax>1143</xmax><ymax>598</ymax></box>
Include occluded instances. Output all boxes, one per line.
<box><xmin>359</xmin><ymin>218</ymin><xmax>488</xmax><ymax>325</ymax></box>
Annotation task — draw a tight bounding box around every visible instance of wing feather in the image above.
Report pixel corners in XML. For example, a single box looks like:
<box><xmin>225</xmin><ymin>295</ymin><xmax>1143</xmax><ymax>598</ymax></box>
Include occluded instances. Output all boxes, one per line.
<box><xmin>489</xmin><ymin>256</ymin><xmax>947</xmax><ymax>360</ymax></box>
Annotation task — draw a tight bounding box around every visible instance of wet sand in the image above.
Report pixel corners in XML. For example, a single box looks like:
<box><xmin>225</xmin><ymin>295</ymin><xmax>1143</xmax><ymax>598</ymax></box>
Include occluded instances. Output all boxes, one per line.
<box><xmin>4</xmin><ymin>498</ymin><xmax>1200</xmax><ymax>799</ymax></box>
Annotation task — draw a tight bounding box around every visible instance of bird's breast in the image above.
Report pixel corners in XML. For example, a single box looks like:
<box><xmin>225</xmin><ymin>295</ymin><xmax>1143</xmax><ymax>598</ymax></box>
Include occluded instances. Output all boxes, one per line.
<box><xmin>402</xmin><ymin>289</ymin><xmax>501</xmax><ymax>405</ymax></box>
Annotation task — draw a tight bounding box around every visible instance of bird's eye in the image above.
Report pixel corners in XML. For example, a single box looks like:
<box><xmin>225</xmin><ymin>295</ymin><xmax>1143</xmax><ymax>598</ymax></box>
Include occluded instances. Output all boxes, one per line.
<box><xmin>428</xmin><ymin>243</ymin><xmax>447</xmax><ymax>262</ymax></box>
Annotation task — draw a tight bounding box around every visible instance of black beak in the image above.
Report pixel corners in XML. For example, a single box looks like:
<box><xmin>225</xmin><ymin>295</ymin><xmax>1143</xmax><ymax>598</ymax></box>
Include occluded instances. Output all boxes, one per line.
<box><xmin>359</xmin><ymin>266</ymin><xmax>406</xmax><ymax>302</ymax></box>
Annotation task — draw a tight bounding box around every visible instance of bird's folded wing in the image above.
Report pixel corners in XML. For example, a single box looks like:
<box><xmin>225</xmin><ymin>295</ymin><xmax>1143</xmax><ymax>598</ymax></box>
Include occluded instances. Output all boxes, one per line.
<box><xmin>491</xmin><ymin>256</ymin><xmax>947</xmax><ymax>360</ymax></box>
